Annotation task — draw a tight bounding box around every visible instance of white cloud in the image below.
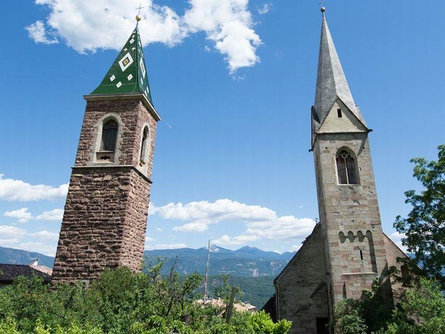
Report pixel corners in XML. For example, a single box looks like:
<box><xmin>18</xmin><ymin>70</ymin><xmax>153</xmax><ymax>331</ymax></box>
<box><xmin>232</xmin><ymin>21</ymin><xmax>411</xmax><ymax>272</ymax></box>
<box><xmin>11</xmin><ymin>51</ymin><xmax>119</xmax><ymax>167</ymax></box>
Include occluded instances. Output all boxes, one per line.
<box><xmin>146</xmin><ymin>243</ymin><xmax>187</xmax><ymax>250</ymax></box>
<box><xmin>35</xmin><ymin>209</ymin><xmax>64</xmax><ymax>221</ymax></box>
<box><xmin>173</xmin><ymin>222</ymin><xmax>208</xmax><ymax>233</ymax></box>
<box><xmin>29</xmin><ymin>230</ymin><xmax>59</xmax><ymax>241</ymax></box>
<box><xmin>0</xmin><ymin>174</ymin><xmax>68</xmax><ymax>201</ymax></box>
<box><xmin>213</xmin><ymin>217</ymin><xmax>315</xmax><ymax>247</ymax></box>
<box><xmin>151</xmin><ymin>199</ymin><xmax>316</xmax><ymax>249</ymax></box>
<box><xmin>0</xmin><ymin>225</ymin><xmax>58</xmax><ymax>255</ymax></box>
<box><xmin>4</xmin><ymin>208</ymin><xmax>33</xmax><ymax>223</ymax></box>
<box><xmin>0</xmin><ymin>225</ymin><xmax>27</xmax><ymax>239</ymax></box>
<box><xmin>25</xmin><ymin>20</ymin><xmax>58</xmax><ymax>44</ymax></box>
<box><xmin>4</xmin><ymin>208</ymin><xmax>63</xmax><ymax>223</ymax></box>
<box><xmin>257</xmin><ymin>3</ymin><xmax>271</xmax><ymax>15</ymax></box>
<box><xmin>17</xmin><ymin>242</ymin><xmax>57</xmax><ymax>257</ymax></box>
<box><xmin>0</xmin><ymin>239</ymin><xmax>22</xmax><ymax>246</ymax></box>
<box><xmin>184</xmin><ymin>0</ymin><xmax>262</xmax><ymax>73</ymax></box>
<box><xmin>27</xmin><ymin>0</ymin><xmax>263</xmax><ymax>73</ymax></box>
<box><xmin>391</xmin><ymin>231</ymin><xmax>408</xmax><ymax>253</ymax></box>
<box><xmin>153</xmin><ymin>199</ymin><xmax>277</xmax><ymax>232</ymax></box>
<box><xmin>213</xmin><ymin>234</ymin><xmax>260</xmax><ymax>246</ymax></box>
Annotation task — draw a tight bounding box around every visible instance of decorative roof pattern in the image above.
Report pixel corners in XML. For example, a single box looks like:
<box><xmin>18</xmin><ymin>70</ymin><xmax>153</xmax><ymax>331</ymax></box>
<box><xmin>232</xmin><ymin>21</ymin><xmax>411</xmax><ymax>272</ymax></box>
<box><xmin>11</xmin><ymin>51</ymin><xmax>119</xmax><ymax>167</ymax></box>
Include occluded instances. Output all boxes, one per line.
<box><xmin>314</xmin><ymin>15</ymin><xmax>365</xmax><ymax>127</ymax></box>
<box><xmin>91</xmin><ymin>26</ymin><xmax>153</xmax><ymax>104</ymax></box>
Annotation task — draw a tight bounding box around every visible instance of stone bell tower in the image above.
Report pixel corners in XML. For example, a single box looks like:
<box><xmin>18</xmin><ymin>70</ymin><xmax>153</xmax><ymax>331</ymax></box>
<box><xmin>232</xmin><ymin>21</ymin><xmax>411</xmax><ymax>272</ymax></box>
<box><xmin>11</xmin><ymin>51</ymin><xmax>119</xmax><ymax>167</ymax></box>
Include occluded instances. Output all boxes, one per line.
<box><xmin>312</xmin><ymin>9</ymin><xmax>388</xmax><ymax>306</ymax></box>
<box><xmin>52</xmin><ymin>18</ymin><xmax>161</xmax><ymax>283</ymax></box>
<box><xmin>272</xmin><ymin>9</ymin><xmax>407</xmax><ymax>333</ymax></box>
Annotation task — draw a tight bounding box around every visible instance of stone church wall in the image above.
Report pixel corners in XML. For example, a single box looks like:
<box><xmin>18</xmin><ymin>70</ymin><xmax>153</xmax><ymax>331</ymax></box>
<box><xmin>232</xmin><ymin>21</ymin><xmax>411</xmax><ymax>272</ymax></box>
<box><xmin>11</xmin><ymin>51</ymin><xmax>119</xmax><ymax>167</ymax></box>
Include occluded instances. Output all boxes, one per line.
<box><xmin>275</xmin><ymin>224</ymin><xmax>329</xmax><ymax>334</ymax></box>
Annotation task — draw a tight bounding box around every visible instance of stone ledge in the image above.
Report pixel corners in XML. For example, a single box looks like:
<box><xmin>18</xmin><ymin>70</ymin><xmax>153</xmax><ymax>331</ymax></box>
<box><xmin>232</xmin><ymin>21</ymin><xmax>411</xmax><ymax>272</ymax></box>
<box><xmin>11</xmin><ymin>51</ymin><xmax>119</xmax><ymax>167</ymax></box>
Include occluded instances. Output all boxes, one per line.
<box><xmin>341</xmin><ymin>272</ymin><xmax>377</xmax><ymax>276</ymax></box>
<box><xmin>84</xmin><ymin>93</ymin><xmax>161</xmax><ymax>122</ymax></box>
<box><xmin>72</xmin><ymin>165</ymin><xmax>152</xmax><ymax>183</ymax></box>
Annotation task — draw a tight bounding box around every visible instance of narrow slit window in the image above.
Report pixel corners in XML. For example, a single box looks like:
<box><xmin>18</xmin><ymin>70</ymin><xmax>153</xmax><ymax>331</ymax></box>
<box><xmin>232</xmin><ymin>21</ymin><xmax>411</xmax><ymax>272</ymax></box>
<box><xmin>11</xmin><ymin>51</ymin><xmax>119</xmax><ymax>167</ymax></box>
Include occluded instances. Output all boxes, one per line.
<box><xmin>140</xmin><ymin>126</ymin><xmax>148</xmax><ymax>164</ymax></box>
<box><xmin>360</xmin><ymin>249</ymin><xmax>364</xmax><ymax>261</ymax></box>
<box><xmin>101</xmin><ymin>120</ymin><xmax>118</xmax><ymax>151</ymax></box>
<box><xmin>336</xmin><ymin>149</ymin><xmax>358</xmax><ymax>184</ymax></box>
<box><xmin>337</xmin><ymin>108</ymin><xmax>342</xmax><ymax>118</ymax></box>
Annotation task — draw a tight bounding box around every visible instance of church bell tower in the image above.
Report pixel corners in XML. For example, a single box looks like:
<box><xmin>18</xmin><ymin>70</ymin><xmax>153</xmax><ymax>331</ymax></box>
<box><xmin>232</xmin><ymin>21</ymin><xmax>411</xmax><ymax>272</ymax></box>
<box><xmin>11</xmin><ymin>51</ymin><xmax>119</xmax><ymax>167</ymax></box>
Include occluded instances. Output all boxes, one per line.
<box><xmin>312</xmin><ymin>8</ymin><xmax>389</xmax><ymax>305</ymax></box>
<box><xmin>52</xmin><ymin>17</ymin><xmax>160</xmax><ymax>283</ymax></box>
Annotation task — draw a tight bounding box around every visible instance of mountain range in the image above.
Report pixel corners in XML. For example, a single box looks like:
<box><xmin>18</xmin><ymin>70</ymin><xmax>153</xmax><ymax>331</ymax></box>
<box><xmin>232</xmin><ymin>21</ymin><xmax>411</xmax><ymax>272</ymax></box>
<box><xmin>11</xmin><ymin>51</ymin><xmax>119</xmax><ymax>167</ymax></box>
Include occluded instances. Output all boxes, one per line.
<box><xmin>0</xmin><ymin>245</ymin><xmax>296</xmax><ymax>307</ymax></box>
<box><xmin>0</xmin><ymin>245</ymin><xmax>295</xmax><ymax>277</ymax></box>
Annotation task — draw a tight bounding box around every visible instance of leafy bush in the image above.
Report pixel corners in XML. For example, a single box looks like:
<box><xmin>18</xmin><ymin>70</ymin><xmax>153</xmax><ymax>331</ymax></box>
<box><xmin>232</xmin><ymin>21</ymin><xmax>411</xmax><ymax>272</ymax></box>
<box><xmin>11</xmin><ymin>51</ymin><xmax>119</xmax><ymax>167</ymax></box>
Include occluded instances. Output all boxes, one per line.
<box><xmin>385</xmin><ymin>277</ymin><xmax>445</xmax><ymax>334</ymax></box>
<box><xmin>331</xmin><ymin>277</ymin><xmax>445</xmax><ymax>334</ymax></box>
<box><xmin>331</xmin><ymin>298</ymin><xmax>368</xmax><ymax>334</ymax></box>
<box><xmin>0</xmin><ymin>264</ymin><xmax>290</xmax><ymax>334</ymax></box>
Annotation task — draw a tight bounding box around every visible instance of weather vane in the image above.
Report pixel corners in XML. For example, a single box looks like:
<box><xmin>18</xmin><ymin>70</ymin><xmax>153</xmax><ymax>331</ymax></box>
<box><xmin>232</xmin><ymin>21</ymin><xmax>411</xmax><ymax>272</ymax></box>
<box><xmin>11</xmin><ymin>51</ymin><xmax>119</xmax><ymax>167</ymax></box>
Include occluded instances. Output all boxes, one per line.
<box><xmin>136</xmin><ymin>3</ymin><xmax>144</xmax><ymax>22</ymax></box>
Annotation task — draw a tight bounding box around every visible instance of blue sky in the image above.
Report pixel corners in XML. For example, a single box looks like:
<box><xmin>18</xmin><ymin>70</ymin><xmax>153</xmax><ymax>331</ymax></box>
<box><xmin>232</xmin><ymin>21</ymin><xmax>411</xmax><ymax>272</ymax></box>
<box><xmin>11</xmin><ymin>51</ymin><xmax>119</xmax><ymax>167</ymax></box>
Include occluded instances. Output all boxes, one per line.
<box><xmin>0</xmin><ymin>0</ymin><xmax>444</xmax><ymax>256</ymax></box>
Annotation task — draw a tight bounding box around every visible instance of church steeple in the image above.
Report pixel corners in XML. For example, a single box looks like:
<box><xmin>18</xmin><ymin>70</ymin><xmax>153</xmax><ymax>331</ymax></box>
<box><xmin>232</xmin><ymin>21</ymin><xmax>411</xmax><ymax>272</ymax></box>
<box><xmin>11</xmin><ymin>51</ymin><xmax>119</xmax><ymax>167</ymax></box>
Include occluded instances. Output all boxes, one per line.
<box><xmin>91</xmin><ymin>24</ymin><xmax>153</xmax><ymax>105</ymax></box>
<box><xmin>52</xmin><ymin>16</ymin><xmax>160</xmax><ymax>283</ymax></box>
<box><xmin>313</xmin><ymin>11</ymin><xmax>366</xmax><ymax>135</ymax></box>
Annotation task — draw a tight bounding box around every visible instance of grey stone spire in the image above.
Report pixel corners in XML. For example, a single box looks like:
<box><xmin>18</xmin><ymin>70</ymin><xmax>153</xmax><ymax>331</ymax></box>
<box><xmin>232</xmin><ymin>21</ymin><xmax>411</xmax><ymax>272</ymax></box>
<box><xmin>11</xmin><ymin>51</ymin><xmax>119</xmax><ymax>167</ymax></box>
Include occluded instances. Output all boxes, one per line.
<box><xmin>313</xmin><ymin>13</ymin><xmax>365</xmax><ymax>127</ymax></box>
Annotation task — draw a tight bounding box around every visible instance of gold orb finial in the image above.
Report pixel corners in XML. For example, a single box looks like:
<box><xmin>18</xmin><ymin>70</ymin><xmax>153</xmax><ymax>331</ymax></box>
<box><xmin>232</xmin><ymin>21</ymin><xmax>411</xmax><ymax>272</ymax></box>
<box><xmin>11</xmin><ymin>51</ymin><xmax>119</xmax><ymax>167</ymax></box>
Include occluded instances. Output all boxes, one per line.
<box><xmin>136</xmin><ymin>14</ymin><xmax>142</xmax><ymax>22</ymax></box>
<box><xmin>321</xmin><ymin>6</ymin><xmax>326</xmax><ymax>13</ymax></box>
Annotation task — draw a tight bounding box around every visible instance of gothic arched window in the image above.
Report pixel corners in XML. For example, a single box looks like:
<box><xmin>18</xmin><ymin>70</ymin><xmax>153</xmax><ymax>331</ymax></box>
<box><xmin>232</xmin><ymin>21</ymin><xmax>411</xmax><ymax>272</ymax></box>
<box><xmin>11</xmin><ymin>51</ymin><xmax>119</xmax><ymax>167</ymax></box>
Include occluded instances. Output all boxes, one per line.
<box><xmin>101</xmin><ymin>119</ymin><xmax>118</xmax><ymax>152</ymax></box>
<box><xmin>140</xmin><ymin>126</ymin><xmax>149</xmax><ymax>164</ymax></box>
<box><xmin>336</xmin><ymin>149</ymin><xmax>358</xmax><ymax>184</ymax></box>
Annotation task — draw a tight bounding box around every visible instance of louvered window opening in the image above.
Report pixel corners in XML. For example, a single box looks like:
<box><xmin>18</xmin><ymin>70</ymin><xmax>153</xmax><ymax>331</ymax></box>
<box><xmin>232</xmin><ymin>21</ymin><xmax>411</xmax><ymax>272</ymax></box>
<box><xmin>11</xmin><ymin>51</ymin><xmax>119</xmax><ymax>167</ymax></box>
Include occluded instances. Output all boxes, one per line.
<box><xmin>101</xmin><ymin>120</ymin><xmax>118</xmax><ymax>151</ymax></box>
<box><xmin>140</xmin><ymin>127</ymin><xmax>148</xmax><ymax>164</ymax></box>
<box><xmin>336</xmin><ymin>150</ymin><xmax>358</xmax><ymax>184</ymax></box>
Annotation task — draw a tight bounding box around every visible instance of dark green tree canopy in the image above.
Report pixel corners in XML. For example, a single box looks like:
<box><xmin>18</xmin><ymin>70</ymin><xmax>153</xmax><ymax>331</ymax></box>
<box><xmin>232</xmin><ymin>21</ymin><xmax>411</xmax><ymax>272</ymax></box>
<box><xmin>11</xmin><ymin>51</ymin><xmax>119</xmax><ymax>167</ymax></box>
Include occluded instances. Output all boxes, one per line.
<box><xmin>394</xmin><ymin>144</ymin><xmax>445</xmax><ymax>286</ymax></box>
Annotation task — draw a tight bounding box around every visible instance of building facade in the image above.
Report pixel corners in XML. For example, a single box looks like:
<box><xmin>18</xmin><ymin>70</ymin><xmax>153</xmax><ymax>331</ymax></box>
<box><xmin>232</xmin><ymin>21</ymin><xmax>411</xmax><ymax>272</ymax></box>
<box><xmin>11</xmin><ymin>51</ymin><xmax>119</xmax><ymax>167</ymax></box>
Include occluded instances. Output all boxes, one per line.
<box><xmin>270</xmin><ymin>11</ymin><xmax>408</xmax><ymax>334</ymax></box>
<box><xmin>52</xmin><ymin>21</ymin><xmax>160</xmax><ymax>283</ymax></box>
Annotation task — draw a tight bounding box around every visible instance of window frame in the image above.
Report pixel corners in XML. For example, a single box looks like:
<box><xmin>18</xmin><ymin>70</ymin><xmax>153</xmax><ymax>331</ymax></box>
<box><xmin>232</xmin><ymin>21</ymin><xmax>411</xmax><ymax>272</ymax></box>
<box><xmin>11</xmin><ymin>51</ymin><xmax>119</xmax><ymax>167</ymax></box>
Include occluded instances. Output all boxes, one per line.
<box><xmin>336</xmin><ymin>148</ymin><xmax>359</xmax><ymax>185</ymax></box>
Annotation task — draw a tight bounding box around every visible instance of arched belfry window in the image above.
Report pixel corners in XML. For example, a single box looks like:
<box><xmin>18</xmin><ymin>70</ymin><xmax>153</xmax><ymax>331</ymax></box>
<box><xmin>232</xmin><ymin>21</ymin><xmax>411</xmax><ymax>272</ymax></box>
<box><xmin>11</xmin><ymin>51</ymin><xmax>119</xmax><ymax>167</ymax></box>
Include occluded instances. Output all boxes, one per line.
<box><xmin>140</xmin><ymin>126</ymin><xmax>149</xmax><ymax>164</ymax></box>
<box><xmin>101</xmin><ymin>119</ymin><xmax>118</xmax><ymax>152</ymax></box>
<box><xmin>336</xmin><ymin>149</ymin><xmax>358</xmax><ymax>184</ymax></box>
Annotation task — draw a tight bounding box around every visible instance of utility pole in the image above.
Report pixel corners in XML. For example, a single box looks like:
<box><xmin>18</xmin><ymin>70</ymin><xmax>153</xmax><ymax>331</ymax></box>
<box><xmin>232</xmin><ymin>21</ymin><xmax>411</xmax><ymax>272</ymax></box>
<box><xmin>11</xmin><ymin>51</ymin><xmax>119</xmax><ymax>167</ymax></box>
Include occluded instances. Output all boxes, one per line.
<box><xmin>203</xmin><ymin>240</ymin><xmax>210</xmax><ymax>300</ymax></box>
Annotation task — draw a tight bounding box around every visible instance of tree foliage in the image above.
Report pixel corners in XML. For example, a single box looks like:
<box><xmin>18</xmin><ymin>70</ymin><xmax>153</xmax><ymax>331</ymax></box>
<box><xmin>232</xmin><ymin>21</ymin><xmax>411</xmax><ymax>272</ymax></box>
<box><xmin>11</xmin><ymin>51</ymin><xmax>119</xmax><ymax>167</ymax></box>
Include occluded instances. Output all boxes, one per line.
<box><xmin>0</xmin><ymin>264</ymin><xmax>291</xmax><ymax>334</ymax></box>
<box><xmin>331</xmin><ymin>277</ymin><xmax>445</xmax><ymax>334</ymax></box>
<box><xmin>385</xmin><ymin>277</ymin><xmax>445</xmax><ymax>334</ymax></box>
<box><xmin>331</xmin><ymin>298</ymin><xmax>368</xmax><ymax>334</ymax></box>
<box><xmin>394</xmin><ymin>144</ymin><xmax>445</xmax><ymax>286</ymax></box>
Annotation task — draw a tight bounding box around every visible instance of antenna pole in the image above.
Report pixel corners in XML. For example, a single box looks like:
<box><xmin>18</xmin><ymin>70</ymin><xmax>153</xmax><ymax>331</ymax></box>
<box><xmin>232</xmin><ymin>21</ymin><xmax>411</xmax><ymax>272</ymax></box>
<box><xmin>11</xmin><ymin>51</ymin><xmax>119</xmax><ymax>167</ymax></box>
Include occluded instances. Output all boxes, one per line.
<box><xmin>203</xmin><ymin>240</ymin><xmax>210</xmax><ymax>300</ymax></box>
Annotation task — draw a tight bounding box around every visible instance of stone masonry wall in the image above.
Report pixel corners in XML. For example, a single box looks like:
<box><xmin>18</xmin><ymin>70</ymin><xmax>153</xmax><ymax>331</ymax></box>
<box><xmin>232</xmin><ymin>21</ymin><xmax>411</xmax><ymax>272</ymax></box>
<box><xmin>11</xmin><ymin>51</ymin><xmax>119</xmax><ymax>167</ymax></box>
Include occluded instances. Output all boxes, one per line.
<box><xmin>75</xmin><ymin>98</ymin><xmax>157</xmax><ymax>180</ymax></box>
<box><xmin>275</xmin><ymin>224</ymin><xmax>329</xmax><ymax>334</ymax></box>
<box><xmin>313</xmin><ymin>132</ymin><xmax>388</xmax><ymax>304</ymax></box>
<box><xmin>52</xmin><ymin>96</ymin><xmax>157</xmax><ymax>283</ymax></box>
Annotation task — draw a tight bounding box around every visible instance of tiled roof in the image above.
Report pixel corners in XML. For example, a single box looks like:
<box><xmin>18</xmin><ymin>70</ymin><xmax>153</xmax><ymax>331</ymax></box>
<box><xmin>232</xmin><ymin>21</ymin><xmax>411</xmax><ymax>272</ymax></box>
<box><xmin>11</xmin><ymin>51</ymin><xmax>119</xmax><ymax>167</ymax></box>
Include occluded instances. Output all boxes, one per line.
<box><xmin>0</xmin><ymin>264</ymin><xmax>51</xmax><ymax>283</ymax></box>
<box><xmin>91</xmin><ymin>25</ymin><xmax>153</xmax><ymax>104</ymax></box>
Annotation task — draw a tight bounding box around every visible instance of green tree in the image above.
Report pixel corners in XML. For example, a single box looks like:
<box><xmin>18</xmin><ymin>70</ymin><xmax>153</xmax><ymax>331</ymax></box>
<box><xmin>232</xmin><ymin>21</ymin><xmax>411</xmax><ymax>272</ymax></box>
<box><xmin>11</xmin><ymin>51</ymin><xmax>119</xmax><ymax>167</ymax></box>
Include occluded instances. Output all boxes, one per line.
<box><xmin>385</xmin><ymin>277</ymin><xmax>445</xmax><ymax>334</ymax></box>
<box><xmin>331</xmin><ymin>298</ymin><xmax>368</xmax><ymax>334</ymax></box>
<box><xmin>394</xmin><ymin>144</ymin><xmax>445</xmax><ymax>286</ymax></box>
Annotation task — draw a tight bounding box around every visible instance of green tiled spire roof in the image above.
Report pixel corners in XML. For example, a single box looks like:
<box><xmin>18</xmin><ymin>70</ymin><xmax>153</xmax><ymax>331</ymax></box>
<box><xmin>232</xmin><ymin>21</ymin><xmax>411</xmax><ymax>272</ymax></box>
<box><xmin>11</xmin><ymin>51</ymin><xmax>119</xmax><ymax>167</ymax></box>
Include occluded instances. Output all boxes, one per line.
<box><xmin>91</xmin><ymin>25</ymin><xmax>153</xmax><ymax>104</ymax></box>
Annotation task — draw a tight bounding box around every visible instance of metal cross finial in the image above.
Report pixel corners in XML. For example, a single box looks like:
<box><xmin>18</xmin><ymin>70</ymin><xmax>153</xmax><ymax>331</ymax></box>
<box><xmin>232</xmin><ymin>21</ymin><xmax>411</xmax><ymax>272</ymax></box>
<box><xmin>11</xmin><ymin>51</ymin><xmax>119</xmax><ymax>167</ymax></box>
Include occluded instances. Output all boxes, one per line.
<box><xmin>135</xmin><ymin>3</ymin><xmax>144</xmax><ymax>23</ymax></box>
<box><xmin>137</xmin><ymin>3</ymin><xmax>144</xmax><ymax>15</ymax></box>
<box><xmin>320</xmin><ymin>0</ymin><xmax>326</xmax><ymax>16</ymax></box>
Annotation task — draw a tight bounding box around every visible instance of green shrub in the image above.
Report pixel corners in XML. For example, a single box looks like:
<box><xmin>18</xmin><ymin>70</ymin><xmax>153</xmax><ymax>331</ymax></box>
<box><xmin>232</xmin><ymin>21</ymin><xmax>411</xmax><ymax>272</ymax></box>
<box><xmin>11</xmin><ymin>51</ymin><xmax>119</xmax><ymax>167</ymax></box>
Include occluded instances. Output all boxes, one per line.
<box><xmin>0</xmin><ymin>265</ymin><xmax>290</xmax><ymax>334</ymax></box>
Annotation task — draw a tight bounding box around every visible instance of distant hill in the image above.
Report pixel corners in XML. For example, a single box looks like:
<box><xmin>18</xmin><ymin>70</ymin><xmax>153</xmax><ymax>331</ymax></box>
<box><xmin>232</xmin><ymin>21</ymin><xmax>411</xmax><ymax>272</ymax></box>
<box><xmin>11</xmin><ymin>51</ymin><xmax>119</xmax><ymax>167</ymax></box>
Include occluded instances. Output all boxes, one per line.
<box><xmin>0</xmin><ymin>245</ymin><xmax>295</xmax><ymax>307</ymax></box>
<box><xmin>0</xmin><ymin>246</ymin><xmax>54</xmax><ymax>268</ymax></box>
<box><xmin>144</xmin><ymin>245</ymin><xmax>295</xmax><ymax>277</ymax></box>
<box><xmin>0</xmin><ymin>245</ymin><xmax>295</xmax><ymax>278</ymax></box>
